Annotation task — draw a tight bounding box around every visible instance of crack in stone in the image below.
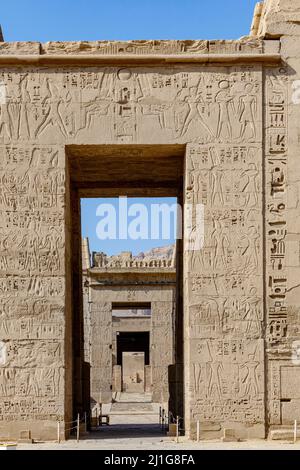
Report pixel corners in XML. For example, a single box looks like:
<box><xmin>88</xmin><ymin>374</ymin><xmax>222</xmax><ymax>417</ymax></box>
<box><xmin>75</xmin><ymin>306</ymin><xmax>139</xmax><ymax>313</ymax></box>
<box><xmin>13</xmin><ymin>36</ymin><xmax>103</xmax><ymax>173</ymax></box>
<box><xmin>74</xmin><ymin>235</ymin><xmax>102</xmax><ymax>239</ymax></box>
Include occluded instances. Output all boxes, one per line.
<box><xmin>286</xmin><ymin>283</ymin><xmax>300</xmax><ymax>293</ymax></box>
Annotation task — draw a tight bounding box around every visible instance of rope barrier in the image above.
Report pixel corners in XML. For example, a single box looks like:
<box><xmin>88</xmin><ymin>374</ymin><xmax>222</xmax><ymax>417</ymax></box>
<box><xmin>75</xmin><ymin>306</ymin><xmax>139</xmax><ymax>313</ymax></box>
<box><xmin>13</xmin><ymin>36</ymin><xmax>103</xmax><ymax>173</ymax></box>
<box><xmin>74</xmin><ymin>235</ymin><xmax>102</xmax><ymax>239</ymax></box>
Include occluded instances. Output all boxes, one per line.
<box><xmin>56</xmin><ymin>412</ymin><xmax>89</xmax><ymax>443</ymax></box>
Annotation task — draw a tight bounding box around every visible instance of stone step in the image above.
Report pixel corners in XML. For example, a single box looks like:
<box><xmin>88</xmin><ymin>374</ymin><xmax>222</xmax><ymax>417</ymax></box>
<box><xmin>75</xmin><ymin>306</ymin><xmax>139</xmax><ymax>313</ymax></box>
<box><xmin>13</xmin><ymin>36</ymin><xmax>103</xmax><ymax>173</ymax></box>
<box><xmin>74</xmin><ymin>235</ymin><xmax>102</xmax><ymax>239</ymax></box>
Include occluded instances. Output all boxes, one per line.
<box><xmin>270</xmin><ymin>429</ymin><xmax>300</xmax><ymax>441</ymax></box>
<box><xmin>110</xmin><ymin>402</ymin><xmax>155</xmax><ymax>414</ymax></box>
<box><xmin>114</xmin><ymin>392</ymin><xmax>152</xmax><ymax>403</ymax></box>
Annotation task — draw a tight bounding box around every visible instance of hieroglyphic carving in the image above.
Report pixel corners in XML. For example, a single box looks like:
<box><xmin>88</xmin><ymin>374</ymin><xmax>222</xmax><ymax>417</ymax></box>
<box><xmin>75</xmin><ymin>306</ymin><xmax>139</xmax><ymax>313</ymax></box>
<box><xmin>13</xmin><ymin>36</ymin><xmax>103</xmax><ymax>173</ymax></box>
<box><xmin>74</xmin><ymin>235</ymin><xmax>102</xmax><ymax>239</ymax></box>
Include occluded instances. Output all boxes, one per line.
<box><xmin>190</xmin><ymin>339</ymin><xmax>264</xmax><ymax>423</ymax></box>
<box><xmin>185</xmin><ymin>67</ymin><xmax>264</xmax><ymax>433</ymax></box>
<box><xmin>0</xmin><ymin>397</ymin><xmax>64</xmax><ymax>421</ymax></box>
<box><xmin>40</xmin><ymin>39</ymin><xmax>266</xmax><ymax>56</ymax></box>
<box><xmin>0</xmin><ymin>67</ymin><xmax>262</xmax><ymax>145</ymax></box>
<box><xmin>0</xmin><ymin>368</ymin><xmax>63</xmax><ymax>398</ymax></box>
<box><xmin>265</xmin><ymin>68</ymin><xmax>289</xmax><ymax>346</ymax></box>
<box><xmin>0</xmin><ymin>53</ymin><xmax>293</xmax><ymax>439</ymax></box>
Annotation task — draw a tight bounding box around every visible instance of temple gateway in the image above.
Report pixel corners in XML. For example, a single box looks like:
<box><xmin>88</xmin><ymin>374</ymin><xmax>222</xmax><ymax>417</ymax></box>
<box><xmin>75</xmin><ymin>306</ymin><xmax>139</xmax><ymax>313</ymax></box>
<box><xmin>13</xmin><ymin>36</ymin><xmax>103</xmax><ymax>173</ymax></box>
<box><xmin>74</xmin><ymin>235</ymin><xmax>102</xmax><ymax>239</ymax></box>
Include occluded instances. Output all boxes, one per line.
<box><xmin>1</xmin><ymin>0</ymin><xmax>300</xmax><ymax>441</ymax></box>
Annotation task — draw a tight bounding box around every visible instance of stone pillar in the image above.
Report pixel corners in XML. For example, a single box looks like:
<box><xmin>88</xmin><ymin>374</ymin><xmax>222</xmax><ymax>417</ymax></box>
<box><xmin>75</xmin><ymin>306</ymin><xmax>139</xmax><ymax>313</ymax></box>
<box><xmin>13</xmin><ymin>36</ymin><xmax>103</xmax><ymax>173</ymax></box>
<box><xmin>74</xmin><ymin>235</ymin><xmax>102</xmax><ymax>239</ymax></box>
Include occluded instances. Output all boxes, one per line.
<box><xmin>112</xmin><ymin>365</ymin><xmax>122</xmax><ymax>392</ymax></box>
<box><xmin>151</xmin><ymin>301</ymin><xmax>175</xmax><ymax>404</ymax></box>
<box><xmin>184</xmin><ymin>65</ymin><xmax>265</xmax><ymax>439</ymax></box>
<box><xmin>0</xmin><ymin>143</ymin><xmax>66</xmax><ymax>441</ymax></box>
<box><xmin>90</xmin><ymin>302</ymin><xmax>112</xmax><ymax>406</ymax></box>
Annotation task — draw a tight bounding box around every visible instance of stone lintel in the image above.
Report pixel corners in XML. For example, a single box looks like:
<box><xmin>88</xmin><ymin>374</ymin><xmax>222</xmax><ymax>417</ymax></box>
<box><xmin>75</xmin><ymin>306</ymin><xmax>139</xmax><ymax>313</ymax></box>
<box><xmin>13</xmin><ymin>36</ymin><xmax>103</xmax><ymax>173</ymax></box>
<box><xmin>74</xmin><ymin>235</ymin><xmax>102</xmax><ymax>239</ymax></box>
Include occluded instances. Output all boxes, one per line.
<box><xmin>0</xmin><ymin>52</ymin><xmax>281</xmax><ymax>66</ymax></box>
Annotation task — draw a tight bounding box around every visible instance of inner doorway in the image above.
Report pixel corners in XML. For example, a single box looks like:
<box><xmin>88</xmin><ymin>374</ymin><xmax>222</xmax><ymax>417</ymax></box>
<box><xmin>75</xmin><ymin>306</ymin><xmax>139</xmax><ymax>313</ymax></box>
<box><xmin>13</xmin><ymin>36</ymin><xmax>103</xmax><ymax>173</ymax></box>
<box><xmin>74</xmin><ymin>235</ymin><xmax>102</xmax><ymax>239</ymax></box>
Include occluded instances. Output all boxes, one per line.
<box><xmin>117</xmin><ymin>331</ymin><xmax>150</xmax><ymax>392</ymax></box>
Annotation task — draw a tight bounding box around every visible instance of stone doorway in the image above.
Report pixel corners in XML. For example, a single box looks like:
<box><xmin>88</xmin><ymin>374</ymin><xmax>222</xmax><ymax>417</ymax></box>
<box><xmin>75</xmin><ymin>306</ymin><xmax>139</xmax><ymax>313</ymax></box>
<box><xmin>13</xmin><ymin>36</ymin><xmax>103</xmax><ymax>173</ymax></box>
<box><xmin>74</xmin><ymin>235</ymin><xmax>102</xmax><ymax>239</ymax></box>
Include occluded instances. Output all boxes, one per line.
<box><xmin>67</xmin><ymin>144</ymin><xmax>185</xmax><ymax>437</ymax></box>
<box><xmin>116</xmin><ymin>332</ymin><xmax>150</xmax><ymax>393</ymax></box>
<box><xmin>122</xmin><ymin>351</ymin><xmax>145</xmax><ymax>393</ymax></box>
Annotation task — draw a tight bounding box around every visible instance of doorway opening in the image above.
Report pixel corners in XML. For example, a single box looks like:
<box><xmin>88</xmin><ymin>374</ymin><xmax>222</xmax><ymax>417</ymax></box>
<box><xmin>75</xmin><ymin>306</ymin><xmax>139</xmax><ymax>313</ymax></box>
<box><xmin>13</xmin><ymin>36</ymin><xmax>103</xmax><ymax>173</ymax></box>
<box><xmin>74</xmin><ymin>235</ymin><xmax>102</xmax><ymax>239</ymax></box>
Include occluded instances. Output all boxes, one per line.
<box><xmin>117</xmin><ymin>331</ymin><xmax>150</xmax><ymax>393</ymax></box>
<box><xmin>66</xmin><ymin>144</ymin><xmax>185</xmax><ymax>439</ymax></box>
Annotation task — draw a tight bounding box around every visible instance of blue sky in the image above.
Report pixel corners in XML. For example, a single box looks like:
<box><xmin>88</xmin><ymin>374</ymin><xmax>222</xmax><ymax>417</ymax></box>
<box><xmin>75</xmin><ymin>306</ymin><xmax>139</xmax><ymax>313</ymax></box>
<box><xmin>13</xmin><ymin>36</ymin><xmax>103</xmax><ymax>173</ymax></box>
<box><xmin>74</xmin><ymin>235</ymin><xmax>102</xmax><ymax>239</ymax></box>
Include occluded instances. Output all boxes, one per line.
<box><xmin>1</xmin><ymin>0</ymin><xmax>258</xmax><ymax>255</ymax></box>
<box><xmin>2</xmin><ymin>0</ymin><xmax>258</xmax><ymax>42</ymax></box>
<box><xmin>81</xmin><ymin>198</ymin><xmax>178</xmax><ymax>256</ymax></box>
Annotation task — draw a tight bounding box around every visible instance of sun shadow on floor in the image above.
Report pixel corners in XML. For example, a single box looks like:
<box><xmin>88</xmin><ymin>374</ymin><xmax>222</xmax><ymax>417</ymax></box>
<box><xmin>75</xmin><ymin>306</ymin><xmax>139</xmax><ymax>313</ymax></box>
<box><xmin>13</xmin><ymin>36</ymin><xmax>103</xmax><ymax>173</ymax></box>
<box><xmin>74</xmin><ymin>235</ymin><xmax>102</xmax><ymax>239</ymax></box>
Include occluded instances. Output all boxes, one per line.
<box><xmin>82</xmin><ymin>423</ymin><xmax>166</xmax><ymax>440</ymax></box>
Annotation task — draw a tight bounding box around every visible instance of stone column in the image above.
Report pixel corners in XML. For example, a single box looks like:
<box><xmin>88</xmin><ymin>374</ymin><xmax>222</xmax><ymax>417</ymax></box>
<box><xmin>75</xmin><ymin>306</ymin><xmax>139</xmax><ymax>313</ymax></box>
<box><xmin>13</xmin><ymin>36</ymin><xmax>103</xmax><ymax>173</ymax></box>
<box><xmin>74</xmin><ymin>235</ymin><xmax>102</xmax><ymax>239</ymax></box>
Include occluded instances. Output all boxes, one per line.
<box><xmin>151</xmin><ymin>300</ymin><xmax>175</xmax><ymax>404</ymax></box>
<box><xmin>90</xmin><ymin>301</ymin><xmax>112</xmax><ymax>406</ymax></box>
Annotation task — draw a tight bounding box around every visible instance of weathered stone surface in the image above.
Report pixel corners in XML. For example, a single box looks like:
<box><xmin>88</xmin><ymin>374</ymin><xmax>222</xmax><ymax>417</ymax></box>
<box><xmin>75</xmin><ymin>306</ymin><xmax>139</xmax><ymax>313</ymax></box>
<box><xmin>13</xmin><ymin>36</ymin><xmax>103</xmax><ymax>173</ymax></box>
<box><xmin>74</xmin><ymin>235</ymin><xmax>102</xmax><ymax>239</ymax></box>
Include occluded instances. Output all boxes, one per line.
<box><xmin>0</xmin><ymin>42</ymin><xmax>41</xmax><ymax>55</ymax></box>
<box><xmin>258</xmin><ymin>0</ymin><xmax>300</xmax><ymax>38</ymax></box>
<box><xmin>0</xmin><ymin>0</ymin><xmax>300</xmax><ymax>442</ymax></box>
<box><xmin>83</xmin><ymin>255</ymin><xmax>176</xmax><ymax>407</ymax></box>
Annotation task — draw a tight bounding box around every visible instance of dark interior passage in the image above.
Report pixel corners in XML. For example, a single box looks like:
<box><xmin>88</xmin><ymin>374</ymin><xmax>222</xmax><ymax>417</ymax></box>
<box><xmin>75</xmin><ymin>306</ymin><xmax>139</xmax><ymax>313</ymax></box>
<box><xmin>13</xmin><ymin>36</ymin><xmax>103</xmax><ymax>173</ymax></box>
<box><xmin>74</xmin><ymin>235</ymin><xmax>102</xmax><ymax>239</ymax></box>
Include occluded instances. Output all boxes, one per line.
<box><xmin>117</xmin><ymin>332</ymin><xmax>150</xmax><ymax>366</ymax></box>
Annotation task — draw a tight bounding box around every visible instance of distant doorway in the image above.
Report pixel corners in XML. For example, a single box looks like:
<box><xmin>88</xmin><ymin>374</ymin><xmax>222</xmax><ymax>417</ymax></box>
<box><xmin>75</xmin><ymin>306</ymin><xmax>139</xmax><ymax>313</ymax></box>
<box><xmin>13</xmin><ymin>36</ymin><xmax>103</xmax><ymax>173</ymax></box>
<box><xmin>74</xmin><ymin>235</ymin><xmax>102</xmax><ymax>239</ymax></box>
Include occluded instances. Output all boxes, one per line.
<box><xmin>116</xmin><ymin>331</ymin><xmax>150</xmax><ymax>393</ymax></box>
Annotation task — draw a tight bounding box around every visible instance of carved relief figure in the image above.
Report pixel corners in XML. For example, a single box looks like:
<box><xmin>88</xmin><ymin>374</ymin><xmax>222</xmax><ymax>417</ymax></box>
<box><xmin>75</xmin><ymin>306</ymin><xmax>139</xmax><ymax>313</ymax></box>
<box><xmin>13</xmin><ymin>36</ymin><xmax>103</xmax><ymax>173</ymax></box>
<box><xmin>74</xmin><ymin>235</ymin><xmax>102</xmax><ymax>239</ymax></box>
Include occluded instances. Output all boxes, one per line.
<box><xmin>0</xmin><ymin>341</ymin><xmax>7</xmax><ymax>366</ymax></box>
<box><xmin>238</xmin><ymin>83</ymin><xmax>257</xmax><ymax>141</ymax></box>
<box><xmin>241</xmin><ymin>357</ymin><xmax>260</xmax><ymax>397</ymax></box>
<box><xmin>241</xmin><ymin>288</ymin><xmax>262</xmax><ymax>337</ymax></box>
<box><xmin>0</xmin><ymin>87</ymin><xmax>12</xmax><ymax>139</ymax></box>
<box><xmin>193</xmin><ymin>363</ymin><xmax>204</xmax><ymax>398</ymax></box>
<box><xmin>215</xmin><ymin>80</ymin><xmax>235</xmax><ymax>141</ymax></box>
<box><xmin>243</xmin><ymin>226</ymin><xmax>260</xmax><ymax>272</ymax></box>
<box><xmin>179</xmin><ymin>85</ymin><xmax>214</xmax><ymax>139</ymax></box>
<box><xmin>241</xmin><ymin>163</ymin><xmax>259</xmax><ymax>207</ymax></box>
<box><xmin>35</xmin><ymin>77</ymin><xmax>70</xmax><ymax>138</ymax></box>
<box><xmin>211</xmin><ymin>216</ymin><xmax>229</xmax><ymax>271</ymax></box>
<box><xmin>211</xmin><ymin>168</ymin><xmax>224</xmax><ymax>206</ymax></box>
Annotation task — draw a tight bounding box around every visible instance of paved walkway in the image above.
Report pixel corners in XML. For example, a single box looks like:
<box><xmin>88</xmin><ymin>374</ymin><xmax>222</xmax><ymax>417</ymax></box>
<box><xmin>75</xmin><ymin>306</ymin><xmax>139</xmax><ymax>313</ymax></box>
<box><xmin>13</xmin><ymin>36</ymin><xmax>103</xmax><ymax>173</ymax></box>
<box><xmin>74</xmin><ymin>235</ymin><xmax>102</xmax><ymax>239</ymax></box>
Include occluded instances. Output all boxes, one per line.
<box><xmin>17</xmin><ymin>436</ymin><xmax>300</xmax><ymax>450</ymax></box>
<box><xmin>11</xmin><ymin>397</ymin><xmax>300</xmax><ymax>450</ymax></box>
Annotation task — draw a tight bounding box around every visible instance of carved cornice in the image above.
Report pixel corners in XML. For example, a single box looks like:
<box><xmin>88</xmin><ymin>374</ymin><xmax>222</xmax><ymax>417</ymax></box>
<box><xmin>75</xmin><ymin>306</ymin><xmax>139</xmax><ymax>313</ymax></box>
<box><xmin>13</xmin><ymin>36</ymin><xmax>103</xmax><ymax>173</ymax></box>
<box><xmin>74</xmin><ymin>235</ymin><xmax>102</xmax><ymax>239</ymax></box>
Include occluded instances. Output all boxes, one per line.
<box><xmin>0</xmin><ymin>39</ymin><xmax>281</xmax><ymax>65</ymax></box>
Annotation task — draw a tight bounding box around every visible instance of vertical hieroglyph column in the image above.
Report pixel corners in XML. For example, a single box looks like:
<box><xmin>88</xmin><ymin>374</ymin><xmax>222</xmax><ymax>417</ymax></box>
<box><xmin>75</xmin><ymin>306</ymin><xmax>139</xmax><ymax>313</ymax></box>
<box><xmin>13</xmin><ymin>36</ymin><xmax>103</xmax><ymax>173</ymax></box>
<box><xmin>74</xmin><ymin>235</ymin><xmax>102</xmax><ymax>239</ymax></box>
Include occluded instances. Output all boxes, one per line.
<box><xmin>260</xmin><ymin>0</ymin><xmax>300</xmax><ymax>429</ymax></box>
<box><xmin>185</xmin><ymin>66</ymin><xmax>265</xmax><ymax>439</ymax></box>
<box><xmin>265</xmin><ymin>67</ymin><xmax>289</xmax><ymax>426</ymax></box>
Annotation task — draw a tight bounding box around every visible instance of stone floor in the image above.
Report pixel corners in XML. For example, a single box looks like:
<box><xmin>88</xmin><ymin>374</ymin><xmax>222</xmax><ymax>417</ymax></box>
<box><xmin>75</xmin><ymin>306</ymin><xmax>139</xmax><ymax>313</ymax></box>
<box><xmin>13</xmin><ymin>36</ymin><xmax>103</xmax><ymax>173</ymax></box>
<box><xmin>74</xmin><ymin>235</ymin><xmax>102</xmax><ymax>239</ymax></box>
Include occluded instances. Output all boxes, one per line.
<box><xmin>6</xmin><ymin>396</ymin><xmax>300</xmax><ymax>450</ymax></box>
<box><xmin>16</xmin><ymin>436</ymin><xmax>300</xmax><ymax>451</ymax></box>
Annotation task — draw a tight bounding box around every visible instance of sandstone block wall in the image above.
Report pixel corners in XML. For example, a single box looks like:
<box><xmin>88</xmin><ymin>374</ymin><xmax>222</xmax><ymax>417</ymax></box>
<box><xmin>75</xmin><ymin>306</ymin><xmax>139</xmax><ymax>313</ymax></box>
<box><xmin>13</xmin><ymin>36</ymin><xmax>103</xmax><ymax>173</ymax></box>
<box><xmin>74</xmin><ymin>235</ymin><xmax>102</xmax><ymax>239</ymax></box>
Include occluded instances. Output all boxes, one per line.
<box><xmin>0</xmin><ymin>0</ymin><xmax>300</xmax><ymax>441</ymax></box>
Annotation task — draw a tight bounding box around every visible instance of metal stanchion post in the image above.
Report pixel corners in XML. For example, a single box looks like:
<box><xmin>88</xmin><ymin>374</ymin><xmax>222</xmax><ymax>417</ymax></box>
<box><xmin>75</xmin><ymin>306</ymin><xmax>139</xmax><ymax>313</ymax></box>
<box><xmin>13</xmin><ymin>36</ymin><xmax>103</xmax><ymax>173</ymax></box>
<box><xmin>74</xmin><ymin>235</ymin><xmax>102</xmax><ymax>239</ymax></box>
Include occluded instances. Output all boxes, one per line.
<box><xmin>197</xmin><ymin>420</ymin><xmax>200</xmax><ymax>442</ymax></box>
<box><xmin>57</xmin><ymin>421</ymin><xmax>60</xmax><ymax>444</ymax></box>
<box><xmin>77</xmin><ymin>414</ymin><xmax>80</xmax><ymax>443</ymax></box>
<box><xmin>176</xmin><ymin>416</ymin><xmax>179</xmax><ymax>443</ymax></box>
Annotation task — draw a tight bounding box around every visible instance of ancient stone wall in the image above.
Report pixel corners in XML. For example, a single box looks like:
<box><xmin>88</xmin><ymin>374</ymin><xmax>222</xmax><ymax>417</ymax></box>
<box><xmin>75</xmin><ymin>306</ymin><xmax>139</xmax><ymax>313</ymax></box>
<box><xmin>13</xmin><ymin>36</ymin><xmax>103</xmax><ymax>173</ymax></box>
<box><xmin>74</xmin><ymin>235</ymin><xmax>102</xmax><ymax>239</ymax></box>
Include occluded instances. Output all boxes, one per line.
<box><xmin>85</xmin><ymin>277</ymin><xmax>175</xmax><ymax>406</ymax></box>
<box><xmin>0</xmin><ymin>0</ymin><xmax>300</xmax><ymax>441</ymax></box>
